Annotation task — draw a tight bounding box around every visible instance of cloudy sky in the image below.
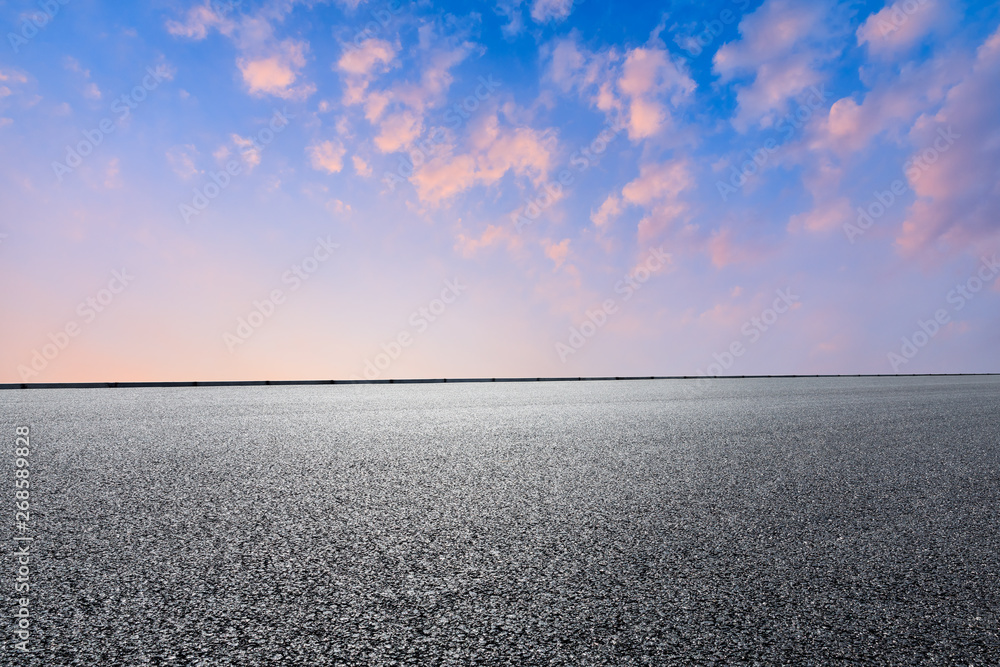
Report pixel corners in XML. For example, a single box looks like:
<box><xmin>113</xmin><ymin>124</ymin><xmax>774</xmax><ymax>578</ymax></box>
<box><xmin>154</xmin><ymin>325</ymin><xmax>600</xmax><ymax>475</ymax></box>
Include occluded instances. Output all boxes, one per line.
<box><xmin>1</xmin><ymin>0</ymin><xmax>998</xmax><ymax>382</ymax></box>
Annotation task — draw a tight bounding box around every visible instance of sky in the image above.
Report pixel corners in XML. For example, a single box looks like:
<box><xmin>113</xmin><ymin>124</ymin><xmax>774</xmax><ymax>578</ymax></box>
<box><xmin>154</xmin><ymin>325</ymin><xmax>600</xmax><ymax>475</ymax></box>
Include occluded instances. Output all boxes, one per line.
<box><xmin>0</xmin><ymin>0</ymin><xmax>998</xmax><ymax>382</ymax></box>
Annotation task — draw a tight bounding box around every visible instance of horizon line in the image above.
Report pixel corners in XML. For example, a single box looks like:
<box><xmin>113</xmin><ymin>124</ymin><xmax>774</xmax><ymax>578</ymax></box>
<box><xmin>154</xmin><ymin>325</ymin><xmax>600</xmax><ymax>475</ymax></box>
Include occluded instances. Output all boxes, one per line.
<box><xmin>2</xmin><ymin>373</ymin><xmax>998</xmax><ymax>390</ymax></box>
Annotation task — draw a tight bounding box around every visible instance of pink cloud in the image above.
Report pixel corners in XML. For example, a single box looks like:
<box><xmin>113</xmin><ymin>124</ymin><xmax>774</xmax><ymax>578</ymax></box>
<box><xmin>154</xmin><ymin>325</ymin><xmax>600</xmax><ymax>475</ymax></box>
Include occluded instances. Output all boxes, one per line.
<box><xmin>622</xmin><ymin>160</ymin><xmax>691</xmax><ymax>207</ymax></box>
<box><xmin>387</xmin><ymin>44</ymin><xmax>474</xmax><ymax>115</ymax></box>
<box><xmin>732</xmin><ymin>59</ymin><xmax>821</xmax><ymax>129</ymax></box>
<box><xmin>788</xmin><ymin>196</ymin><xmax>852</xmax><ymax>234</ymax></box>
<box><xmin>337</xmin><ymin>39</ymin><xmax>397</xmax><ymax>76</ymax></box>
<box><xmin>531</xmin><ymin>0</ymin><xmax>574</xmax><ymax>23</ymax></box>
<box><xmin>0</xmin><ymin>68</ymin><xmax>28</xmax><ymax>85</ymax></box>
<box><xmin>591</xmin><ymin>194</ymin><xmax>622</xmax><ymax>228</ymax></box>
<box><xmin>715</xmin><ymin>0</ymin><xmax>827</xmax><ymax>74</ymax></box>
<box><xmin>352</xmin><ymin>155</ymin><xmax>373</xmax><ymax>177</ymax></box>
<box><xmin>786</xmin><ymin>157</ymin><xmax>851</xmax><ymax>236</ymax></box>
<box><xmin>411</xmin><ymin>155</ymin><xmax>479</xmax><ymax>204</ymax></box>
<box><xmin>896</xmin><ymin>27</ymin><xmax>1000</xmax><ymax>255</ymax></box>
<box><xmin>546</xmin><ymin>38</ymin><xmax>589</xmax><ymax>92</ymax></box>
<box><xmin>545</xmin><ymin>38</ymin><xmax>694</xmax><ymax>141</ymax></box>
<box><xmin>626</xmin><ymin>98</ymin><xmax>665</xmax><ymax>141</ymax></box>
<box><xmin>714</xmin><ymin>0</ymin><xmax>842</xmax><ymax>130</ymax></box>
<box><xmin>307</xmin><ymin>140</ymin><xmax>347</xmax><ymax>174</ymax></box>
<box><xmin>165</xmin><ymin>2</ymin><xmax>235</xmax><ymax>39</ymax></box>
<box><xmin>636</xmin><ymin>203</ymin><xmax>688</xmax><ymax>244</ymax></box>
<box><xmin>104</xmin><ymin>158</ymin><xmax>122</xmax><ymax>189</ymax></box>
<box><xmin>166</xmin><ymin>144</ymin><xmax>201</xmax><ymax>180</ymax></box>
<box><xmin>239</xmin><ymin>40</ymin><xmax>314</xmax><ymax>99</ymax></box>
<box><xmin>166</xmin><ymin>3</ymin><xmax>314</xmax><ymax>101</ymax></box>
<box><xmin>618</xmin><ymin>46</ymin><xmax>694</xmax><ymax>140</ymax></box>
<box><xmin>231</xmin><ymin>134</ymin><xmax>262</xmax><ymax>170</ymax></box>
<box><xmin>410</xmin><ymin>114</ymin><xmax>556</xmax><ymax>206</ymax></box>
<box><xmin>454</xmin><ymin>223</ymin><xmax>522</xmax><ymax>257</ymax></box>
<box><xmin>697</xmin><ymin>301</ymin><xmax>748</xmax><ymax>330</ymax></box>
<box><xmin>825</xmin><ymin>96</ymin><xmax>864</xmax><ymax>141</ymax></box>
<box><xmin>615</xmin><ymin>160</ymin><xmax>693</xmax><ymax>244</ymax></box>
<box><xmin>374</xmin><ymin>111</ymin><xmax>423</xmax><ymax>153</ymax></box>
<box><xmin>809</xmin><ymin>53</ymin><xmax>960</xmax><ymax>155</ymax></box>
<box><xmin>542</xmin><ymin>238</ymin><xmax>571</xmax><ymax>268</ymax></box>
<box><xmin>706</xmin><ymin>228</ymin><xmax>771</xmax><ymax>268</ymax></box>
<box><xmin>478</xmin><ymin>123</ymin><xmax>555</xmax><ymax>186</ymax></box>
<box><xmin>325</xmin><ymin>199</ymin><xmax>350</xmax><ymax>215</ymax></box>
<box><xmin>619</xmin><ymin>46</ymin><xmax>694</xmax><ymax>104</ymax></box>
<box><xmin>340</xmin><ymin>36</ymin><xmax>474</xmax><ymax>156</ymax></box>
<box><xmin>336</xmin><ymin>38</ymin><xmax>398</xmax><ymax>111</ymax></box>
<box><xmin>857</xmin><ymin>0</ymin><xmax>955</xmax><ymax>58</ymax></box>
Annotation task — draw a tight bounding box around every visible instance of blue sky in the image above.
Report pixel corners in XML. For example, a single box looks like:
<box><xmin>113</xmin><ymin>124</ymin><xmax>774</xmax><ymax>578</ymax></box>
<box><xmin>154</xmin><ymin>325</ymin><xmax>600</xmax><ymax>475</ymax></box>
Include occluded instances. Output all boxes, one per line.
<box><xmin>1</xmin><ymin>0</ymin><xmax>998</xmax><ymax>381</ymax></box>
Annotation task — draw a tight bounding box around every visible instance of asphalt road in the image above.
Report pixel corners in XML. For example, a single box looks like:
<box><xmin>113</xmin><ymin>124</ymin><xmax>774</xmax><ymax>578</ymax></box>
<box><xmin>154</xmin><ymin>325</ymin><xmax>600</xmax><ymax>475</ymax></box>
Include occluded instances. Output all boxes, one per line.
<box><xmin>2</xmin><ymin>376</ymin><xmax>998</xmax><ymax>665</ymax></box>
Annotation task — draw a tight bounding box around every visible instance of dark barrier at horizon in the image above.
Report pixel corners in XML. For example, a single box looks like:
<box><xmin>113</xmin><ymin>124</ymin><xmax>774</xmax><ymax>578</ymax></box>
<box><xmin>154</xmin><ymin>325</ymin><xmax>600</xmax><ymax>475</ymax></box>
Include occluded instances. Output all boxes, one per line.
<box><xmin>0</xmin><ymin>373</ymin><xmax>997</xmax><ymax>390</ymax></box>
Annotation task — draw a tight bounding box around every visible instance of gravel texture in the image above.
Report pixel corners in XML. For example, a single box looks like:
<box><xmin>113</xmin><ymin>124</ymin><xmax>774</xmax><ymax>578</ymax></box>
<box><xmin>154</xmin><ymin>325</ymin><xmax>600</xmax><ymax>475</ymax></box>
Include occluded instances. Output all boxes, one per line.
<box><xmin>1</xmin><ymin>376</ymin><xmax>999</xmax><ymax>665</ymax></box>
